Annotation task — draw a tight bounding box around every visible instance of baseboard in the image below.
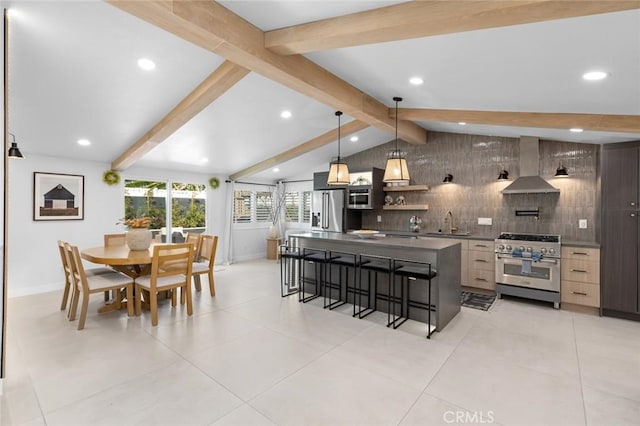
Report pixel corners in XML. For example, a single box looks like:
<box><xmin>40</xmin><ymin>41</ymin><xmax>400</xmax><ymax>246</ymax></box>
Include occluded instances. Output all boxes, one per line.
<box><xmin>602</xmin><ymin>308</ymin><xmax>640</xmax><ymax>322</ymax></box>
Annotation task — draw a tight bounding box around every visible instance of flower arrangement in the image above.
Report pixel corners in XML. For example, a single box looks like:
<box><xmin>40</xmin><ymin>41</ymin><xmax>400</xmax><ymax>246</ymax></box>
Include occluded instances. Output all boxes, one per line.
<box><xmin>117</xmin><ymin>216</ymin><xmax>151</xmax><ymax>229</ymax></box>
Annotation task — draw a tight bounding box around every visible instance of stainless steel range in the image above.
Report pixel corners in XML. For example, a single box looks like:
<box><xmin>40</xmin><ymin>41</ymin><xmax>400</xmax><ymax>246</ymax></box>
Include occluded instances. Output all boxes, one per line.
<box><xmin>495</xmin><ymin>232</ymin><xmax>561</xmax><ymax>309</ymax></box>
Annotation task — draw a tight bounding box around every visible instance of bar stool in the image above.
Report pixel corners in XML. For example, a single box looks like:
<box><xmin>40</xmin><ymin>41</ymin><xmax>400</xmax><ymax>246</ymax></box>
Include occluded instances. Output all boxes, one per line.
<box><xmin>357</xmin><ymin>254</ymin><xmax>397</xmax><ymax>324</ymax></box>
<box><xmin>326</xmin><ymin>251</ymin><xmax>370</xmax><ymax>310</ymax></box>
<box><xmin>392</xmin><ymin>259</ymin><xmax>437</xmax><ymax>338</ymax></box>
<box><xmin>300</xmin><ymin>248</ymin><xmax>337</xmax><ymax>303</ymax></box>
<box><xmin>279</xmin><ymin>243</ymin><xmax>303</xmax><ymax>298</ymax></box>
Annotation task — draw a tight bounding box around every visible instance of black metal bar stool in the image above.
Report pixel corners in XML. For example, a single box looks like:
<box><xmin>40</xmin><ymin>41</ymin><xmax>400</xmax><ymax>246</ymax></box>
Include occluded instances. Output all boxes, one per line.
<box><xmin>326</xmin><ymin>251</ymin><xmax>369</xmax><ymax>310</ymax></box>
<box><xmin>300</xmin><ymin>248</ymin><xmax>337</xmax><ymax>303</ymax></box>
<box><xmin>279</xmin><ymin>243</ymin><xmax>303</xmax><ymax>298</ymax></box>
<box><xmin>357</xmin><ymin>254</ymin><xmax>397</xmax><ymax>324</ymax></box>
<box><xmin>392</xmin><ymin>259</ymin><xmax>437</xmax><ymax>338</ymax></box>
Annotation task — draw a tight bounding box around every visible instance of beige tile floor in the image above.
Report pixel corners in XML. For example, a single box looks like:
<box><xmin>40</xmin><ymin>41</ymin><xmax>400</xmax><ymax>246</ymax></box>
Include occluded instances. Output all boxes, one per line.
<box><xmin>1</xmin><ymin>259</ymin><xmax>639</xmax><ymax>425</ymax></box>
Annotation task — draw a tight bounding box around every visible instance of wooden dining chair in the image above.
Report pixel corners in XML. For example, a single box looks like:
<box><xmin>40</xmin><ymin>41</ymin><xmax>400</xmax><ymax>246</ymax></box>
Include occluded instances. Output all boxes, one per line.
<box><xmin>57</xmin><ymin>240</ymin><xmax>113</xmax><ymax>314</ymax></box>
<box><xmin>185</xmin><ymin>233</ymin><xmax>203</xmax><ymax>262</ymax></box>
<box><xmin>191</xmin><ymin>234</ymin><xmax>219</xmax><ymax>297</ymax></box>
<box><xmin>134</xmin><ymin>243</ymin><xmax>193</xmax><ymax>326</ymax></box>
<box><xmin>65</xmin><ymin>243</ymin><xmax>135</xmax><ymax>330</ymax></box>
<box><xmin>104</xmin><ymin>233</ymin><xmax>126</xmax><ymax>246</ymax></box>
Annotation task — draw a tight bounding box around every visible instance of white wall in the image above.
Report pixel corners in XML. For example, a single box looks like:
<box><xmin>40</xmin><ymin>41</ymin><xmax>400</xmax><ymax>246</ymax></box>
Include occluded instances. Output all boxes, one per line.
<box><xmin>7</xmin><ymin>155</ymin><xmax>227</xmax><ymax>297</ymax></box>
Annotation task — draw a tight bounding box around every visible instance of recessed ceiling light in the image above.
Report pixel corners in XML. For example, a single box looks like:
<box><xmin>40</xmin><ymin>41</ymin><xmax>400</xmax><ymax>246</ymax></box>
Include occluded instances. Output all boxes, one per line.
<box><xmin>409</xmin><ymin>77</ymin><xmax>424</xmax><ymax>86</ymax></box>
<box><xmin>77</xmin><ymin>138</ymin><xmax>91</xmax><ymax>146</ymax></box>
<box><xmin>200</xmin><ymin>157</ymin><xmax>209</xmax><ymax>163</ymax></box>
<box><xmin>280</xmin><ymin>110</ymin><xmax>292</xmax><ymax>119</ymax></box>
<box><xmin>458</xmin><ymin>122</ymin><xmax>467</xmax><ymax>126</ymax></box>
<box><xmin>350</xmin><ymin>136</ymin><xmax>359</xmax><ymax>142</ymax></box>
<box><xmin>570</xmin><ymin>128</ymin><xmax>584</xmax><ymax>133</ymax></box>
<box><xmin>137</xmin><ymin>58</ymin><xmax>156</xmax><ymax>71</ymax></box>
<box><xmin>582</xmin><ymin>71</ymin><xmax>607</xmax><ymax>81</ymax></box>
<box><xmin>272</xmin><ymin>167</ymin><xmax>280</xmax><ymax>172</ymax></box>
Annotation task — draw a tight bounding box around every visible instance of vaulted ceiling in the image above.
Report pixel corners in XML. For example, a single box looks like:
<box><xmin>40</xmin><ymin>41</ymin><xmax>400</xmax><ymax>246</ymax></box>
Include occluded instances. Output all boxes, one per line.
<box><xmin>8</xmin><ymin>1</ymin><xmax>640</xmax><ymax>183</ymax></box>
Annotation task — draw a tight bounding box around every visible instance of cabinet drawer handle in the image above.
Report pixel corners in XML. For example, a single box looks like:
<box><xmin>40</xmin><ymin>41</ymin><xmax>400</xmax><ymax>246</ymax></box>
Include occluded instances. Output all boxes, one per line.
<box><xmin>474</xmin><ymin>259</ymin><xmax>488</xmax><ymax>263</ymax></box>
<box><xmin>571</xmin><ymin>291</ymin><xmax>588</xmax><ymax>296</ymax></box>
<box><xmin>570</xmin><ymin>269</ymin><xmax>588</xmax><ymax>273</ymax></box>
<box><xmin>474</xmin><ymin>244</ymin><xmax>488</xmax><ymax>248</ymax></box>
<box><xmin>474</xmin><ymin>278</ymin><xmax>488</xmax><ymax>282</ymax></box>
<box><xmin>571</xmin><ymin>252</ymin><xmax>588</xmax><ymax>256</ymax></box>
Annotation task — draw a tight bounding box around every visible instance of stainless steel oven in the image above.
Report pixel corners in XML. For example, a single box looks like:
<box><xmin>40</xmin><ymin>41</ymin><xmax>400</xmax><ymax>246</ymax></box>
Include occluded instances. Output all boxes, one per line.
<box><xmin>495</xmin><ymin>232</ymin><xmax>561</xmax><ymax>308</ymax></box>
<box><xmin>347</xmin><ymin>186</ymin><xmax>373</xmax><ymax>209</ymax></box>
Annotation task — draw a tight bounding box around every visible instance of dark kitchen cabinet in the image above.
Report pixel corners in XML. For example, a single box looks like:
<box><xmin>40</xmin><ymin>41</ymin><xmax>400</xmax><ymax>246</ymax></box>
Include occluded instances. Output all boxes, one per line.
<box><xmin>601</xmin><ymin>142</ymin><xmax>640</xmax><ymax>320</ymax></box>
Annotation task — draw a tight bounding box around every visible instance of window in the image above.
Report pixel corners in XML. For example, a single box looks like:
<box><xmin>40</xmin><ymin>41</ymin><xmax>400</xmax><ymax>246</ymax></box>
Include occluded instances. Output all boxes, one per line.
<box><xmin>233</xmin><ymin>190</ymin><xmax>252</xmax><ymax>223</ymax></box>
<box><xmin>256</xmin><ymin>191</ymin><xmax>272</xmax><ymax>223</ymax></box>
<box><xmin>124</xmin><ymin>180</ymin><xmax>206</xmax><ymax>243</ymax></box>
<box><xmin>285</xmin><ymin>192</ymin><xmax>299</xmax><ymax>222</ymax></box>
<box><xmin>302</xmin><ymin>191</ymin><xmax>312</xmax><ymax>223</ymax></box>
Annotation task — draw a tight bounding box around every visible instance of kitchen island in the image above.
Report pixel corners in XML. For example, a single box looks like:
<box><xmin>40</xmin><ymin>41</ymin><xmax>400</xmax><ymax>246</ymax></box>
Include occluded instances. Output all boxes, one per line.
<box><xmin>289</xmin><ymin>232</ymin><xmax>461</xmax><ymax>333</ymax></box>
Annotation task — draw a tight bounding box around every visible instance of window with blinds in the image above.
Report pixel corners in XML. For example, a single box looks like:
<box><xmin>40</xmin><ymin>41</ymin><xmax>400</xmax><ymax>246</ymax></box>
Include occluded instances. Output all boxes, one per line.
<box><xmin>256</xmin><ymin>191</ymin><xmax>272</xmax><ymax>223</ymax></box>
<box><xmin>302</xmin><ymin>191</ymin><xmax>312</xmax><ymax>223</ymax></box>
<box><xmin>285</xmin><ymin>192</ymin><xmax>300</xmax><ymax>222</ymax></box>
<box><xmin>233</xmin><ymin>190</ymin><xmax>252</xmax><ymax>223</ymax></box>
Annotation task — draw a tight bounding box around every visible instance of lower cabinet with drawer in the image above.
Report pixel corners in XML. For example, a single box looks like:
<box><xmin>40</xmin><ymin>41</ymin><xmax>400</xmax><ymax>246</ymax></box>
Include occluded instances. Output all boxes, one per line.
<box><xmin>466</xmin><ymin>240</ymin><xmax>496</xmax><ymax>291</ymax></box>
<box><xmin>561</xmin><ymin>246</ymin><xmax>600</xmax><ymax>308</ymax></box>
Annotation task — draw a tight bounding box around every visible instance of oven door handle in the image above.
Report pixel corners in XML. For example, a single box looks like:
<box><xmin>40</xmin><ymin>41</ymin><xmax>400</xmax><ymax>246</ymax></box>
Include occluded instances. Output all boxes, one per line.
<box><xmin>496</xmin><ymin>254</ymin><xmax>559</xmax><ymax>264</ymax></box>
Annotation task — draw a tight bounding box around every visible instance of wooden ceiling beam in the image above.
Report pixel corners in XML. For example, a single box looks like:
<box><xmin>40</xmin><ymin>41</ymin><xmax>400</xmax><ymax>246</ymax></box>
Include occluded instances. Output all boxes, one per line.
<box><xmin>229</xmin><ymin>120</ymin><xmax>370</xmax><ymax>181</ymax></box>
<box><xmin>107</xmin><ymin>0</ymin><xmax>427</xmax><ymax>146</ymax></box>
<box><xmin>111</xmin><ymin>60</ymin><xmax>249</xmax><ymax>170</ymax></box>
<box><xmin>266</xmin><ymin>1</ymin><xmax>640</xmax><ymax>55</ymax></box>
<box><xmin>395</xmin><ymin>108</ymin><xmax>640</xmax><ymax>134</ymax></box>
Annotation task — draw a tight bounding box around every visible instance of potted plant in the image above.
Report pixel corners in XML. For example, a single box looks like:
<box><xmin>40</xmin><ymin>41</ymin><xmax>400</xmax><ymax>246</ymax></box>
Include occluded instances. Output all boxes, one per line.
<box><xmin>118</xmin><ymin>216</ymin><xmax>153</xmax><ymax>250</ymax></box>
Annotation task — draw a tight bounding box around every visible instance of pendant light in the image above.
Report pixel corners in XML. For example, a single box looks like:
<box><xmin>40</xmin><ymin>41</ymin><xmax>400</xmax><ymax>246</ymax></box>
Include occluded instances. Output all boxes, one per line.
<box><xmin>383</xmin><ymin>97</ymin><xmax>410</xmax><ymax>183</ymax></box>
<box><xmin>7</xmin><ymin>133</ymin><xmax>24</xmax><ymax>159</ymax></box>
<box><xmin>327</xmin><ymin>111</ymin><xmax>350</xmax><ymax>185</ymax></box>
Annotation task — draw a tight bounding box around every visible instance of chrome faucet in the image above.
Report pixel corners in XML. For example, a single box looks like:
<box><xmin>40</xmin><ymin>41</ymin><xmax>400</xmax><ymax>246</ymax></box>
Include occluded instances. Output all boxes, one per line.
<box><xmin>445</xmin><ymin>211</ymin><xmax>458</xmax><ymax>234</ymax></box>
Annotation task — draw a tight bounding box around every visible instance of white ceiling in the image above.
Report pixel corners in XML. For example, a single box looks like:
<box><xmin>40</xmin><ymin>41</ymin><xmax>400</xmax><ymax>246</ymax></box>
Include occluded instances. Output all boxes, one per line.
<box><xmin>7</xmin><ymin>1</ymin><xmax>640</xmax><ymax>183</ymax></box>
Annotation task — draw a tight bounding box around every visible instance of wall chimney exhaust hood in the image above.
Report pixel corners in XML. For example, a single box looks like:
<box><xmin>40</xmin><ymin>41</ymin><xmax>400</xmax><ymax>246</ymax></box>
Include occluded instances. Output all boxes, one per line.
<box><xmin>501</xmin><ymin>136</ymin><xmax>560</xmax><ymax>194</ymax></box>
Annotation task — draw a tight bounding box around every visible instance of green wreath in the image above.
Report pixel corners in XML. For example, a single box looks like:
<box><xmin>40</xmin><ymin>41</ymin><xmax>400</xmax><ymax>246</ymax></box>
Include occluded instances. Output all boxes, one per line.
<box><xmin>103</xmin><ymin>170</ymin><xmax>121</xmax><ymax>186</ymax></box>
<box><xmin>209</xmin><ymin>176</ymin><xmax>220</xmax><ymax>189</ymax></box>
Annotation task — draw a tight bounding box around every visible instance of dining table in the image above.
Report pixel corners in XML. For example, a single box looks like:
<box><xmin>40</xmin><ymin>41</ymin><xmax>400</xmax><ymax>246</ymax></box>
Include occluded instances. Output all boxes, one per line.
<box><xmin>81</xmin><ymin>244</ymin><xmax>156</xmax><ymax>313</ymax></box>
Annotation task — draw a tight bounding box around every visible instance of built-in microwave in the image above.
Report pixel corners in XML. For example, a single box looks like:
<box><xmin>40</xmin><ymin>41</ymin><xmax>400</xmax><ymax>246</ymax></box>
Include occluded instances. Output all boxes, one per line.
<box><xmin>348</xmin><ymin>185</ymin><xmax>373</xmax><ymax>209</ymax></box>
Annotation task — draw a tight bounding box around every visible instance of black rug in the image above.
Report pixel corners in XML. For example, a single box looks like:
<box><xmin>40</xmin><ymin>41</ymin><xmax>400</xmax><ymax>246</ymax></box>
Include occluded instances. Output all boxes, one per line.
<box><xmin>461</xmin><ymin>291</ymin><xmax>496</xmax><ymax>311</ymax></box>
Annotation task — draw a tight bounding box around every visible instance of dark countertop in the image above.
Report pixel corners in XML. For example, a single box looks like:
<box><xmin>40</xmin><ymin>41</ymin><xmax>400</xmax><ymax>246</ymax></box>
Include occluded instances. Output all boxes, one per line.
<box><xmin>561</xmin><ymin>241</ymin><xmax>600</xmax><ymax>248</ymax></box>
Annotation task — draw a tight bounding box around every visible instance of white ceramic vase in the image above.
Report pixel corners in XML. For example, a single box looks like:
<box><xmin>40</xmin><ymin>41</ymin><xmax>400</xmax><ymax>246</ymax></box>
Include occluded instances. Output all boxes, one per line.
<box><xmin>126</xmin><ymin>228</ymin><xmax>152</xmax><ymax>251</ymax></box>
<box><xmin>268</xmin><ymin>224</ymin><xmax>279</xmax><ymax>239</ymax></box>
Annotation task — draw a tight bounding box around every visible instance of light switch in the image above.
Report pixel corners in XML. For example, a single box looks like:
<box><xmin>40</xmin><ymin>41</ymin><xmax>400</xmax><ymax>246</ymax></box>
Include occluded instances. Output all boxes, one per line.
<box><xmin>579</xmin><ymin>219</ymin><xmax>587</xmax><ymax>229</ymax></box>
<box><xmin>377</xmin><ymin>215</ymin><xmax>382</xmax><ymax>223</ymax></box>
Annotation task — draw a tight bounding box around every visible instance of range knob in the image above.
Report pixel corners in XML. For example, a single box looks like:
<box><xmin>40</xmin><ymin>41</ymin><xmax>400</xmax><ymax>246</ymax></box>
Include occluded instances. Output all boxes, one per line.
<box><xmin>540</xmin><ymin>248</ymin><xmax>547</xmax><ymax>254</ymax></box>
<box><xmin>526</xmin><ymin>247</ymin><xmax>532</xmax><ymax>252</ymax></box>
<box><xmin>498</xmin><ymin>244</ymin><xmax>505</xmax><ymax>250</ymax></box>
<box><xmin>549</xmin><ymin>248</ymin><xmax>556</xmax><ymax>255</ymax></box>
<box><xmin>506</xmin><ymin>245</ymin><xmax>512</xmax><ymax>251</ymax></box>
<box><xmin>519</xmin><ymin>246</ymin><xmax>525</xmax><ymax>252</ymax></box>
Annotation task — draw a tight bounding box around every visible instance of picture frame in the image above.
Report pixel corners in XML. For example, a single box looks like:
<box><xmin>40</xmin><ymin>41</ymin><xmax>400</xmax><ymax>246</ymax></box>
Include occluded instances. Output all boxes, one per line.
<box><xmin>33</xmin><ymin>172</ymin><xmax>84</xmax><ymax>221</ymax></box>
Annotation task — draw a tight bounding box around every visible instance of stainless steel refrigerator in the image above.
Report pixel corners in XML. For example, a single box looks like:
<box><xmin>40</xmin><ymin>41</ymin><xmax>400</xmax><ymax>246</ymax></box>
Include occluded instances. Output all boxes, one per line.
<box><xmin>311</xmin><ymin>190</ymin><xmax>361</xmax><ymax>233</ymax></box>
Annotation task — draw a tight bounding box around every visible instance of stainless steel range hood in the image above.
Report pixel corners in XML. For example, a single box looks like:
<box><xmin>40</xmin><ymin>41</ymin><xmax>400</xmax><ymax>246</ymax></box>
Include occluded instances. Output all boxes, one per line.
<box><xmin>502</xmin><ymin>136</ymin><xmax>559</xmax><ymax>194</ymax></box>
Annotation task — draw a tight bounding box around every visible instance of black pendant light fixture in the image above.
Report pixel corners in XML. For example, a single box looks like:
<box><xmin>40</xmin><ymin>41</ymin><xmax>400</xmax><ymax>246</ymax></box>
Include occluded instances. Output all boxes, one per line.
<box><xmin>498</xmin><ymin>168</ymin><xmax>509</xmax><ymax>180</ymax></box>
<box><xmin>555</xmin><ymin>162</ymin><xmax>569</xmax><ymax>177</ymax></box>
<box><xmin>7</xmin><ymin>133</ymin><xmax>23</xmax><ymax>159</ymax></box>
<box><xmin>383</xmin><ymin>97</ymin><xmax>410</xmax><ymax>183</ymax></box>
<box><xmin>327</xmin><ymin>111</ymin><xmax>349</xmax><ymax>185</ymax></box>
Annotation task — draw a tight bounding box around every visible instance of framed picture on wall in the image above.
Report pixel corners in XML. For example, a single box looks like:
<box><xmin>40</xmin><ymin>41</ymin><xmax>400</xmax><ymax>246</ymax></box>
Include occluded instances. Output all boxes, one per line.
<box><xmin>33</xmin><ymin>172</ymin><xmax>84</xmax><ymax>221</ymax></box>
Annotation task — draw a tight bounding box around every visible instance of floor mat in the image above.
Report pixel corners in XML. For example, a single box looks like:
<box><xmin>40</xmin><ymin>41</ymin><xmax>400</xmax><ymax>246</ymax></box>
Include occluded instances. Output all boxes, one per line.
<box><xmin>461</xmin><ymin>291</ymin><xmax>496</xmax><ymax>311</ymax></box>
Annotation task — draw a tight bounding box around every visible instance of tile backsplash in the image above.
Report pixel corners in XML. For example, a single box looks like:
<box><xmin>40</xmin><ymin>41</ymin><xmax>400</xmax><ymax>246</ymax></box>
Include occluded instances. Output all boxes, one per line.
<box><xmin>344</xmin><ymin>131</ymin><xmax>599</xmax><ymax>242</ymax></box>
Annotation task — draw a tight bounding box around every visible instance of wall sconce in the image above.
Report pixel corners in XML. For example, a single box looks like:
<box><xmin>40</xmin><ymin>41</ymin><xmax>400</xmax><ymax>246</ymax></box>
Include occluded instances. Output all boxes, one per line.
<box><xmin>443</xmin><ymin>173</ymin><xmax>453</xmax><ymax>183</ymax></box>
<box><xmin>497</xmin><ymin>168</ymin><xmax>509</xmax><ymax>180</ymax></box>
<box><xmin>7</xmin><ymin>133</ymin><xmax>24</xmax><ymax>159</ymax></box>
<box><xmin>554</xmin><ymin>162</ymin><xmax>568</xmax><ymax>177</ymax></box>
